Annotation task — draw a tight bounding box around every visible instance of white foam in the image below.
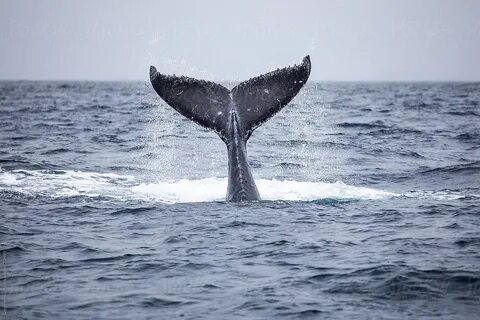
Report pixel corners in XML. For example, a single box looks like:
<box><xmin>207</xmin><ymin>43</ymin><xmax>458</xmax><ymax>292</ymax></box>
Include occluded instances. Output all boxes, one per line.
<box><xmin>0</xmin><ymin>169</ymin><xmax>135</xmax><ymax>199</ymax></box>
<box><xmin>0</xmin><ymin>167</ymin><xmax>19</xmax><ymax>185</ymax></box>
<box><xmin>257</xmin><ymin>179</ymin><xmax>394</xmax><ymax>201</ymax></box>
<box><xmin>0</xmin><ymin>168</ymin><xmax>396</xmax><ymax>203</ymax></box>
<box><xmin>132</xmin><ymin>178</ymin><xmax>225</xmax><ymax>203</ymax></box>
<box><xmin>132</xmin><ymin>178</ymin><xmax>395</xmax><ymax>203</ymax></box>
<box><xmin>4</xmin><ymin>168</ymin><xmax>475</xmax><ymax>204</ymax></box>
<box><xmin>402</xmin><ymin>190</ymin><xmax>479</xmax><ymax>201</ymax></box>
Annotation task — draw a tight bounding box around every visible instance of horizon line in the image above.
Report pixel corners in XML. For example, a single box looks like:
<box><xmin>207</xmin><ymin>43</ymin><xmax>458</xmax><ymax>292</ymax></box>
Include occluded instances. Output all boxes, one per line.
<box><xmin>1</xmin><ymin>78</ymin><xmax>479</xmax><ymax>83</ymax></box>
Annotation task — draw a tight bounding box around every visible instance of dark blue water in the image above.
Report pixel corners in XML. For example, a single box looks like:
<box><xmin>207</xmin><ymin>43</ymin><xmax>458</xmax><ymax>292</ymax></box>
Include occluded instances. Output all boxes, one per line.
<box><xmin>1</xmin><ymin>81</ymin><xmax>479</xmax><ymax>319</ymax></box>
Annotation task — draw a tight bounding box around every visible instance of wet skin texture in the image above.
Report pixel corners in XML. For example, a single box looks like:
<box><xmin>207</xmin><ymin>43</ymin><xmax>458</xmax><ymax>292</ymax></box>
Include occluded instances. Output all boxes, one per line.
<box><xmin>150</xmin><ymin>56</ymin><xmax>311</xmax><ymax>201</ymax></box>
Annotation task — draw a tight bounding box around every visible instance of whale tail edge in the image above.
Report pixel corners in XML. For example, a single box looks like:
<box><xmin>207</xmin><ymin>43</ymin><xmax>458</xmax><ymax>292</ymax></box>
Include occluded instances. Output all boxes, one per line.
<box><xmin>149</xmin><ymin>55</ymin><xmax>311</xmax><ymax>142</ymax></box>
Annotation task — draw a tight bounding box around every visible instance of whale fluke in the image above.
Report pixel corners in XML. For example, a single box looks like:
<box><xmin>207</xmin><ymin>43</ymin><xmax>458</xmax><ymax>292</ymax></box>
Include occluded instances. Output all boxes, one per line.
<box><xmin>150</xmin><ymin>56</ymin><xmax>311</xmax><ymax>201</ymax></box>
<box><xmin>150</xmin><ymin>66</ymin><xmax>232</xmax><ymax>141</ymax></box>
<box><xmin>232</xmin><ymin>55</ymin><xmax>311</xmax><ymax>140</ymax></box>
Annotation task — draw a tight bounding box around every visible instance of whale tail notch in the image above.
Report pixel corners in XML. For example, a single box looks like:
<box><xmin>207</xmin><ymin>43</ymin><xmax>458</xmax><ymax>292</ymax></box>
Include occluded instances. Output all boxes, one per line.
<box><xmin>149</xmin><ymin>55</ymin><xmax>311</xmax><ymax>142</ymax></box>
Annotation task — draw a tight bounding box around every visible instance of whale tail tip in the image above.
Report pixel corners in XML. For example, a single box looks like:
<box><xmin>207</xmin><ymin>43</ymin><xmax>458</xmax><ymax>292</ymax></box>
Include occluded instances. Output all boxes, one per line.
<box><xmin>149</xmin><ymin>55</ymin><xmax>311</xmax><ymax>142</ymax></box>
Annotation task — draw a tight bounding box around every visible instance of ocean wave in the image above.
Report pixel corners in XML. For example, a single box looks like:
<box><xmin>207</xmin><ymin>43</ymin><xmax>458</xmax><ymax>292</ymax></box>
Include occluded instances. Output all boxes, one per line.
<box><xmin>420</xmin><ymin>161</ymin><xmax>480</xmax><ymax>175</ymax></box>
<box><xmin>312</xmin><ymin>265</ymin><xmax>480</xmax><ymax>300</ymax></box>
<box><xmin>337</xmin><ymin>121</ymin><xmax>388</xmax><ymax>129</ymax></box>
<box><xmin>366</xmin><ymin>128</ymin><xmax>423</xmax><ymax>136</ymax></box>
<box><xmin>445</xmin><ymin>111</ymin><xmax>480</xmax><ymax>117</ymax></box>
<box><xmin>456</xmin><ymin>132</ymin><xmax>480</xmax><ymax>142</ymax></box>
<box><xmin>402</xmin><ymin>190</ymin><xmax>480</xmax><ymax>201</ymax></box>
<box><xmin>372</xmin><ymin>269</ymin><xmax>480</xmax><ymax>300</ymax></box>
<box><xmin>274</xmin><ymin>162</ymin><xmax>305</xmax><ymax>168</ymax></box>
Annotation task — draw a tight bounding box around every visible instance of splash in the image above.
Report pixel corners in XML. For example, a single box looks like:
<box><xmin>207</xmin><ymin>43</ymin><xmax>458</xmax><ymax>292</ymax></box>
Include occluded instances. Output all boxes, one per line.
<box><xmin>132</xmin><ymin>178</ymin><xmax>395</xmax><ymax>203</ymax></box>
<box><xmin>4</xmin><ymin>167</ymin><xmax>475</xmax><ymax>204</ymax></box>
<box><xmin>0</xmin><ymin>167</ymin><xmax>398</xmax><ymax>203</ymax></box>
<box><xmin>8</xmin><ymin>167</ymin><xmax>475</xmax><ymax>203</ymax></box>
<box><xmin>0</xmin><ymin>167</ymin><xmax>135</xmax><ymax>198</ymax></box>
<box><xmin>2</xmin><ymin>167</ymin><xmax>476</xmax><ymax>203</ymax></box>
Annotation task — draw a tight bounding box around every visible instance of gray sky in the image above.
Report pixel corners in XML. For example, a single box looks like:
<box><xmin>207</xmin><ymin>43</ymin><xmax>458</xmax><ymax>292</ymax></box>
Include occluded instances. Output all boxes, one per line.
<box><xmin>1</xmin><ymin>0</ymin><xmax>479</xmax><ymax>81</ymax></box>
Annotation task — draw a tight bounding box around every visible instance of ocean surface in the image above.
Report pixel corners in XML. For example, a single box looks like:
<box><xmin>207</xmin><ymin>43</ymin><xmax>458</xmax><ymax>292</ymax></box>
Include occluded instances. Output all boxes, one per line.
<box><xmin>1</xmin><ymin>80</ymin><xmax>479</xmax><ymax>319</ymax></box>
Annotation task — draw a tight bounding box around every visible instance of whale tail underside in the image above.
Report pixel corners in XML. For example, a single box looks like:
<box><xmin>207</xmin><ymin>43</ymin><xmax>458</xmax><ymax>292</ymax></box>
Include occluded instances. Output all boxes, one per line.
<box><xmin>149</xmin><ymin>56</ymin><xmax>311</xmax><ymax>142</ymax></box>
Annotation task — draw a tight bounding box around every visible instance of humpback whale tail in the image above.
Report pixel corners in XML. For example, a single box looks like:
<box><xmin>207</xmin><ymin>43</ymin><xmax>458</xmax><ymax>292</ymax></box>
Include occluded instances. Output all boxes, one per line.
<box><xmin>149</xmin><ymin>56</ymin><xmax>311</xmax><ymax>202</ymax></box>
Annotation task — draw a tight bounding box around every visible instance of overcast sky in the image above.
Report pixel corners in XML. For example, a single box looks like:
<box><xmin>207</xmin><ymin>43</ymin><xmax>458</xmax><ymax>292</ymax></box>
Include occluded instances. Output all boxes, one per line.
<box><xmin>1</xmin><ymin>0</ymin><xmax>479</xmax><ymax>81</ymax></box>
